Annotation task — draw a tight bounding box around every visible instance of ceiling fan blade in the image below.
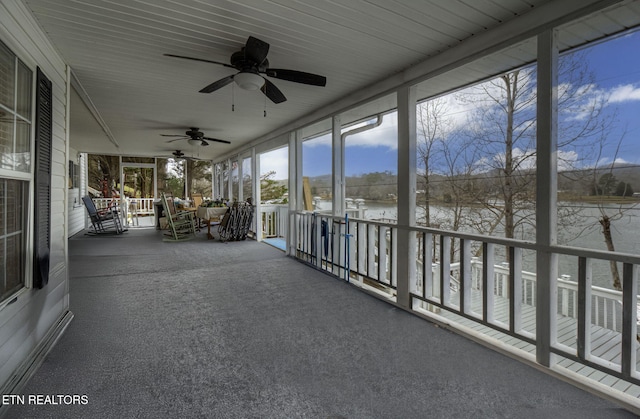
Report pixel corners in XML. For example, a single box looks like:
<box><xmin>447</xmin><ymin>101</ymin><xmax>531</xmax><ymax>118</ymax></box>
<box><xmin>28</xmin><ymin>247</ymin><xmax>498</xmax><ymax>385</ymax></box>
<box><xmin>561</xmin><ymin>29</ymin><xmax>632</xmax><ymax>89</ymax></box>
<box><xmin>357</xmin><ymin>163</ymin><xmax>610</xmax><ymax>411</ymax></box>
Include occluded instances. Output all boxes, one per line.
<box><xmin>166</xmin><ymin>137</ymin><xmax>189</xmax><ymax>143</ymax></box>
<box><xmin>203</xmin><ymin>136</ymin><xmax>231</xmax><ymax>144</ymax></box>
<box><xmin>200</xmin><ymin>140</ymin><xmax>209</xmax><ymax>146</ymax></box>
<box><xmin>164</xmin><ymin>53</ymin><xmax>234</xmax><ymax>69</ymax></box>
<box><xmin>264</xmin><ymin>69</ymin><xmax>326</xmax><ymax>86</ymax></box>
<box><xmin>260</xmin><ymin>78</ymin><xmax>287</xmax><ymax>104</ymax></box>
<box><xmin>161</xmin><ymin>134</ymin><xmax>187</xmax><ymax>137</ymax></box>
<box><xmin>245</xmin><ymin>36</ymin><xmax>269</xmax><ymax>65</ymax></box>
<box><xmin>199</xmin><ymin>75</ymin><xmax>235</xmax><ymax>93</ymax></box>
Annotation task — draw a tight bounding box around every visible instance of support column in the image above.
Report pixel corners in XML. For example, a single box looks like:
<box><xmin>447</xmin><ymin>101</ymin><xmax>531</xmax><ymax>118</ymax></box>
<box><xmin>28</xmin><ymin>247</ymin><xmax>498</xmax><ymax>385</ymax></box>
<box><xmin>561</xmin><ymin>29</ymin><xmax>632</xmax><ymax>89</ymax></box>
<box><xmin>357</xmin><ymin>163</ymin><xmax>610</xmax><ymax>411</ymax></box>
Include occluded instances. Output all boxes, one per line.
<box><xmin>332</xmin><ymin>115</ymin><xmax>344</xmax><ymax>217</ymax></box>
<box><xmin>227</xmin><ymin>158</ymin><xmax>233</xmax><ymax>201</ymax></box>
<box><xmin>253</xmin><ymin>148</ymin><xmax>262</xmax><ymax>241</ymax></box>
<box><xmin>536</xmin><ymin>29</ymin><xmax>559</xmax><ymax>367</ymax></box>
<box><xmin>288</xmin><ymin>131</ymin><xmax>301</xmax><ymax>255</ymax></box>
<box><xmin>397</xmin><ymin>85</ymin><xmax>417</xmax><ymax>309</ymax></box>
<box><xmin>238</xmin><ymin>156</ymin><xmax>244</xmax><ymax>202</ymax></box>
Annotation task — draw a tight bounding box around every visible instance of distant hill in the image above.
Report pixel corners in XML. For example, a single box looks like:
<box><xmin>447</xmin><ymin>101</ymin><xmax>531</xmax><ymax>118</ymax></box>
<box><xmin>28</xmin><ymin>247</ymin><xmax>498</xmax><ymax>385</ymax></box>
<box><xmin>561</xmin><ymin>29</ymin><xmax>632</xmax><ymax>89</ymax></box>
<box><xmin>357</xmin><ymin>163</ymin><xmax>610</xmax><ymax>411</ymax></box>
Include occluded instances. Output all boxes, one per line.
<box><xmin>299</xmin><ymin>163</ymin><xmax>640</xmax><ymax>201</ymax></box>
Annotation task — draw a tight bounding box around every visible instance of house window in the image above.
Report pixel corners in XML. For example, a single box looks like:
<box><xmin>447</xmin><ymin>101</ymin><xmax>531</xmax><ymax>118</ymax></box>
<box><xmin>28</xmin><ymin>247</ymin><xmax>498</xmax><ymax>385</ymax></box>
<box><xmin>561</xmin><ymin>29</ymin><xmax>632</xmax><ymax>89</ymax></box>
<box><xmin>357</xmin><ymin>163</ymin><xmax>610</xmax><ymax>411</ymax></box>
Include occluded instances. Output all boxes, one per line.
<box><xmin>0</xmin><ymin>179</ymin><xmax>28</xmax><ymax>300</ymax></box>
<box><xmin>0</xmin><ymin>39</ymin><xmax>33</xmax><ymax>301</ymax></box>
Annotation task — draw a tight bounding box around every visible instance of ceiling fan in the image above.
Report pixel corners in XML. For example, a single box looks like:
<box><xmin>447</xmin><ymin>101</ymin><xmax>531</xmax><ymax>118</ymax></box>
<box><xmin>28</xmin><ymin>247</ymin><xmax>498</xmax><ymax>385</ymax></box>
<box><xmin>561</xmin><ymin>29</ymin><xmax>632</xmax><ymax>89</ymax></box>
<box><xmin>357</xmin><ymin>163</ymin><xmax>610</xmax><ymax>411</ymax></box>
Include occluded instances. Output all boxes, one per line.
<box><xmin>160</xmin><ymin>127</ymin><xmax>230</xmax><ymax>146</ymax></box>
<box><xmin>164</xmin><ymin>36</ymin><xmax>327</xmax><ymax>104</ymax></box>
<box><xmin>161</xmin><ymin>150</ymin><xmax>206</xmax><ymax>161</ymax></box>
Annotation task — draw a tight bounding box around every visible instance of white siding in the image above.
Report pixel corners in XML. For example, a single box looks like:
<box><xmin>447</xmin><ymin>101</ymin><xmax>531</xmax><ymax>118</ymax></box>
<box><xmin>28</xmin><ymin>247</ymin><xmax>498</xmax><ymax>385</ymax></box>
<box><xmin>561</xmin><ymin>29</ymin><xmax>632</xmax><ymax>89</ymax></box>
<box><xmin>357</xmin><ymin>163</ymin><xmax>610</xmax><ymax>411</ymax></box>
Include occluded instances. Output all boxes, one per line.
<box><xmin>0</xmin><ymin>0</ymin><xmax>71</xmax><ymax>400</ymax></box>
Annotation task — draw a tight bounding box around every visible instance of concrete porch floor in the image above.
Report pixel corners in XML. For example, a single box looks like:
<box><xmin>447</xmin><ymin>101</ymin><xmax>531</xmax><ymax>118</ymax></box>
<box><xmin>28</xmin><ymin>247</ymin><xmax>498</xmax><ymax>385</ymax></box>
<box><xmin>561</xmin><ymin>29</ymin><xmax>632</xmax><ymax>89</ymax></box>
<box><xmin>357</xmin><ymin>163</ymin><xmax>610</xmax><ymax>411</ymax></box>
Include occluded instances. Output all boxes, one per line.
<box><xmin>9</xmin><ymin>228</ymin><xmax>637</xmax><ymax>418</ymax></box>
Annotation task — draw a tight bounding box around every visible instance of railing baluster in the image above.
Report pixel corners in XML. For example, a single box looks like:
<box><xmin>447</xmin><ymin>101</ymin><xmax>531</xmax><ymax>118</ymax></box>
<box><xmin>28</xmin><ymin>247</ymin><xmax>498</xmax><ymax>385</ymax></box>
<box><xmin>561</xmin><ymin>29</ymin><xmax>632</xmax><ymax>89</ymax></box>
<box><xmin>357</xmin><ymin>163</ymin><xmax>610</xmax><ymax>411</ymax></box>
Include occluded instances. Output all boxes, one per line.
<box><xmin>424</xmin><ymin>233</ymin><xmax>433</xmax><ymax>300</ymax></box>
<box><xmin>460</xmin><ymin>239</ymin><xmax>471</xmax><ymax>314</ymax></box>
<box><xmin>440</xmin><ymin>236</ymin><xmax>451</xmax><ymax>307</ymax></box>
<box><xmin>379</xmin><ymin>226</ymin><xmax>387</xmax><ymax>284</ymax></box>
<box><xmin>510</xmin><ymin>247</ymin><xmax>522</xmax><ymax>334</ymax></box>
<box><xmin>621</xmin><ymin>263</ymin><xmax>637</xmax><ymax>379</ymax></box>
<box><xmin>357</xmin><ymin>222</ymin><xmax>366</xmax><ymax>276</ymax></box>
<box><xmin>577</xmin><ymin>257</ymin><xmax>591</xmax><ymax>361</ymax></box>
<box><xmin>391</xmin><ymin>228</ymin><xmax>397</xmax><ymax>287</ymax></box>
<box><xmin>315</xmin><ymin>216</ymin><xmax>323</xmax><ymax>269</ymax></box>
<box><xmin>368</xmin><ymin>224</ymin><xmax>376</xmax><ymax>280</ymax></box>
<box><xmin>483</xmin><ymin>242</ymin><xmax>495</xmax><ymax>324</ymax></box>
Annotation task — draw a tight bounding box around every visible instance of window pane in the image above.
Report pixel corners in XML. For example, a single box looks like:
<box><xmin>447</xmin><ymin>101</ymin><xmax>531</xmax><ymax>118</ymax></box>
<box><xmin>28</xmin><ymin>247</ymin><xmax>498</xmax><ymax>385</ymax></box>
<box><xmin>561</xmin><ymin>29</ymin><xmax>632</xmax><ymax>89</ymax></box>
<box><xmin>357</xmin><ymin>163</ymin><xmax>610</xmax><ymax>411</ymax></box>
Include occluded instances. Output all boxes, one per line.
<box><xmin>0</xmin><ymin>41</ymin><xmax>15</xmax><ymax>111</ymax></box>
<box><xmin>0</xmin><ymin>119</ymin><xmax>14</xmax><ymax>170</ymax></box>
<box><xmin>122</xmin><ymin>156</ymin><xmax>154</xmax><ymax>163</ymax></box>
<box><xmin>15</xmin><ymin>119</ymin><xmax>30</xmax><ymax>172</ymax></box>
<box><xmin>345</xmin><ymin>113</ymin><xmax>398</xmax><ymax>221</ymax></box>
<box><xmin>302</xmin><ymin>132</ymin><xmax>332</xmax><ymax>213</ymax></box>
<box><xmin>231</xmin><ymin>160</ymin><xmax>239</xmax><ymax>201</ymax></box>
<box><xmin>0</xmin><ymin>179</ymin><xmax>27</xmax><ymax>300</ymax></box>
<box><xmin>16</xmin><ymin>60</ymin><xmax>31</xmax><ymax>119</ymax></box>
<box><xmin>242</xmin><ymin>157</ymin><xmax>252</xmax><ymax>201</ymax></box>
<box><xmin>5</xmin><ymin>178</ymin><xmax>23</xmax><ymax>233</ymax></box>
<box><xmin>260</xmin><ymin>148</ymin><xmax>288</xmax><ymax>204</ymax></box>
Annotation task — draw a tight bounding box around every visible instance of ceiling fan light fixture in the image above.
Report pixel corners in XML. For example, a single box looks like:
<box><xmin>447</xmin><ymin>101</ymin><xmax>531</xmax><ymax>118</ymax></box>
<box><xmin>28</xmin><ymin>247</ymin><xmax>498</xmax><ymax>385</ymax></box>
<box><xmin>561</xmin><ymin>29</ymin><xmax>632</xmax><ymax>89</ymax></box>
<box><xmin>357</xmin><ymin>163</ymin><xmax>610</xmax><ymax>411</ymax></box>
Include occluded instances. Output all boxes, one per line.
<box><xmin>234</xmin><ymin>72</ymin><xmax>264</xmax><ymax>90</ymax></box>
<box><xmin>188</xmin><ymin>138</ymin><xmax>201</xmax><ymax>146</ymax></box>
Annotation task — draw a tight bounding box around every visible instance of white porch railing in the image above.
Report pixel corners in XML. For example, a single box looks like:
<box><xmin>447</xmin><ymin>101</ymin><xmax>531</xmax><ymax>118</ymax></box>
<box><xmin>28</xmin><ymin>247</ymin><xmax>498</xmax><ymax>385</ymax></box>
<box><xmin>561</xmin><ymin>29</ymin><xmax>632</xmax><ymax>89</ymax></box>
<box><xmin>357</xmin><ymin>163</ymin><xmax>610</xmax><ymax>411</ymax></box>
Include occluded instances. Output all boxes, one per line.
<box><xmin>260</xmin><ymin>204</ymin><xmax>288</xmax><ymax>239</ymax></box>
<box><xmin>260</xmin><ymin>205</ymin><xmax>365</xmax><ymax>240</ymax></box>
<box><xmin>92</xmin><ymin>197</ymin><xmax>155</xmax><ymax>215</ymax></box>
<box><xmin>90</xmin><ymin>198</ymin><xmax>156</xmax><ymax>226</ymax></box>
<box><xmin>291</xmin><ymin>210</ymin><xmax>640</xmax><ymax>391</ymax></box>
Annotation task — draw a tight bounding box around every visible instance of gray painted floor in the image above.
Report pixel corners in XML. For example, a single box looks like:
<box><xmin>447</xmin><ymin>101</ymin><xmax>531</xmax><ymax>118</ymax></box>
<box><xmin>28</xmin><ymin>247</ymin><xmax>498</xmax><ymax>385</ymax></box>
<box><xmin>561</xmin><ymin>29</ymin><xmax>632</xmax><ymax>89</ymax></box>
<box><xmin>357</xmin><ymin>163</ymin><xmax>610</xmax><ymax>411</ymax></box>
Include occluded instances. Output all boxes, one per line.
<box><xmin>9</xmin><ymin>229</ymin><xmax>638</xmax><ymax>418</ymax></box>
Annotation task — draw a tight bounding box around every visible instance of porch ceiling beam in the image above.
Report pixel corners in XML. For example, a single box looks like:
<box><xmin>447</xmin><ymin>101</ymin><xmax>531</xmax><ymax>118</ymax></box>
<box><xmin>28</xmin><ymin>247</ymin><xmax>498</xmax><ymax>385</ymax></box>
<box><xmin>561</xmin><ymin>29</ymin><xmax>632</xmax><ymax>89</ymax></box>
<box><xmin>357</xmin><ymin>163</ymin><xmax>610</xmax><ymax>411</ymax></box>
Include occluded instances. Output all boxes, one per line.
<box><xmin>70</xmin><ymin>70</ymin><xmax>119</xmax><ymax>149</ymax></box>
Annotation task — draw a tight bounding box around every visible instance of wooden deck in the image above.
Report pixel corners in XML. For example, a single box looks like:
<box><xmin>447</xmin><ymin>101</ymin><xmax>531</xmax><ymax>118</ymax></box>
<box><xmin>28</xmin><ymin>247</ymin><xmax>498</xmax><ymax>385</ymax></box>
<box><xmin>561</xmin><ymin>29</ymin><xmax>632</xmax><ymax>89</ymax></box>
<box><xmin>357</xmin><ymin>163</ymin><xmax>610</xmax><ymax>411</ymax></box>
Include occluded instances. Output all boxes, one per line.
<box><xmin>417</xmin><ymin>289</ymin><xmax>640</xmax><ymax>398</ymax></box>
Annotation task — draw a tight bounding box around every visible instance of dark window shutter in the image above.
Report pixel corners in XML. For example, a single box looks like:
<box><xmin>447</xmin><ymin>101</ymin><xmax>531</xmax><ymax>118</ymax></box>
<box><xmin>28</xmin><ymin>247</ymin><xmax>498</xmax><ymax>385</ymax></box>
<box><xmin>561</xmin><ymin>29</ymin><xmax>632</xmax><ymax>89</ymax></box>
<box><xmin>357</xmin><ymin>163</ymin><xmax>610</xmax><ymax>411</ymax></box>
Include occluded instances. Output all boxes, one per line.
<box><xmin>33</xmin><ymin>67</ymin><xmax>52</xmax><ymax>289</ymax></box>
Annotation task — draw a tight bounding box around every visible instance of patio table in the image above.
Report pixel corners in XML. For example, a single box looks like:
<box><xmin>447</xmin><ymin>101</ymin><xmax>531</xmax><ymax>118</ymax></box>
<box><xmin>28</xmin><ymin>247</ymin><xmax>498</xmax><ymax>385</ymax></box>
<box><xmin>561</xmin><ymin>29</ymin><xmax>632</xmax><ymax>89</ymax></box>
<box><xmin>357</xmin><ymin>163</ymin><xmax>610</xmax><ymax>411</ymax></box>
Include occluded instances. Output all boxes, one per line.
<box><xmin>196</xmin><ymin>206</ymin><xmax>228</xmax><ymax>239</ymax></box>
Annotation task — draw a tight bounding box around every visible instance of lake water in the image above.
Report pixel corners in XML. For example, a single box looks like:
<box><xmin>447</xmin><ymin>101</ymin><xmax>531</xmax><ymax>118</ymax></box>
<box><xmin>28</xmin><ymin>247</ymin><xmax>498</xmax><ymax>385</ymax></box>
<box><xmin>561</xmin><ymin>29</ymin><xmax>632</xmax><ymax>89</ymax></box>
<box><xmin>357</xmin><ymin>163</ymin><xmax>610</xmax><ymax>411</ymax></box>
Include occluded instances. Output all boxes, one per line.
<box><xmin>315</xmin><ymin>199</ymin><xmax>640</xmax><ymax>289</ymax></box>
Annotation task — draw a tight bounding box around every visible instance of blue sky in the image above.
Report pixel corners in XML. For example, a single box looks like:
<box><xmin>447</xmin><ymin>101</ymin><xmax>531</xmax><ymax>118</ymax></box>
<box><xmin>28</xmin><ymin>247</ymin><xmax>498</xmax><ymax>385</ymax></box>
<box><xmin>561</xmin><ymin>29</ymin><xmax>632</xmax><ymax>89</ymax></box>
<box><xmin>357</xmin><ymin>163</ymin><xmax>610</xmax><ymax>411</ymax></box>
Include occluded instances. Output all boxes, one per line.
<box><xmin>262</xmin><ymin>29</ymin><xmax>640</xmax><ymax>180</ymax></box>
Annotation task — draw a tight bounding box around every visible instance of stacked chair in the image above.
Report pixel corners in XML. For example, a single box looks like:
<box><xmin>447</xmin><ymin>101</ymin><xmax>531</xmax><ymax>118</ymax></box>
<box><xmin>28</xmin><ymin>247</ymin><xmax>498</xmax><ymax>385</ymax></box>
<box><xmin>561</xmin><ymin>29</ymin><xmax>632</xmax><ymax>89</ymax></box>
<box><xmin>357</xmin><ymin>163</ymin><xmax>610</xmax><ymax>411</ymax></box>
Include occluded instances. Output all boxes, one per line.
<box><xmin>82</xmin><ymin>195</ymin><xmax>126</xmax><ymax>235</ymax></box>
<box><xmin>160</xmin><ymin>193</ymin><xmax>196</xmax><ymax>241</ymax></box>
<box><xmin>218</xmin><ymin>202</ymin><xmax>254</xmax><ymax>242</ymax></box>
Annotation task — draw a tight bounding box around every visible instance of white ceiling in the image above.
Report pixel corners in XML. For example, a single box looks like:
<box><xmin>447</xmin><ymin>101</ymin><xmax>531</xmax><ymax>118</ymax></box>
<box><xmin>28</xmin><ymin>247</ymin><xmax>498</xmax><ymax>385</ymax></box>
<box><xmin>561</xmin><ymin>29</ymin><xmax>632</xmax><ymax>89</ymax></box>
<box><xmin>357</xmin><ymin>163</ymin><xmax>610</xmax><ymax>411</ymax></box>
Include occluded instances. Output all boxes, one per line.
<box><xmin>20</xmin><ymin>0</ymin><xmax>640</xmax><ymax>161</ymax></box>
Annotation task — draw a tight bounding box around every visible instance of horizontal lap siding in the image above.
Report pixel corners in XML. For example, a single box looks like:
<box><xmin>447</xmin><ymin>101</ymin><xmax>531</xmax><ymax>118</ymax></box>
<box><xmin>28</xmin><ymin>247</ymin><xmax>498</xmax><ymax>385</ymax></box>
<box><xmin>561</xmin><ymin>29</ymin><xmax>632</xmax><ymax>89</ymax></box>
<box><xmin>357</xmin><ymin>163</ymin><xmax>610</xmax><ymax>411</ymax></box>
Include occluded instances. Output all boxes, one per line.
<box><xmin>0</xmin><ymin>0</ymin><xmax>70</xmax><ymax>393</ymax></box>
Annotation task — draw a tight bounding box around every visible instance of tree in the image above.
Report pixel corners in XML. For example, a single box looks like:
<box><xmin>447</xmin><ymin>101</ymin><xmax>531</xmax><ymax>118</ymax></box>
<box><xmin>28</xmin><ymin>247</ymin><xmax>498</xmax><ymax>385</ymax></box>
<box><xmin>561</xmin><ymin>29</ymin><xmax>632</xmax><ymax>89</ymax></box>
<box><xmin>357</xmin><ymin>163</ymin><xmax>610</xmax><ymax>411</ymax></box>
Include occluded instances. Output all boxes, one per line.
<box><xmin>417</xmin><ymin>98</ymin><xmax>448</xmax><ymax>226</ymax></box>
<box><xmin>456</xmin><ymin>49</ymin><xmax>610</xmax><ymax>241</ymax></box>
<box><xmin>598</xmin><ymin>173</ymin><xmax>618</xmax><ymax>195</ymax></box>
<box><xmin>88</xmin><ymin>154</ymin><xmax>120</xmax><ymax>198</ymax></box>
<box><xmin>614</xmin><ymin>180</ymin><xmax>633</xmax><ymax>197</ymax></box>
<box><xmin>260</xmin><ymin>171</ymin><xmax>288</xmax><ymax>203</ymax></box>
<box><xmin>185</xmin><ymin>159</ymin><xmax>212</xmax><ymax>197</ymax></box>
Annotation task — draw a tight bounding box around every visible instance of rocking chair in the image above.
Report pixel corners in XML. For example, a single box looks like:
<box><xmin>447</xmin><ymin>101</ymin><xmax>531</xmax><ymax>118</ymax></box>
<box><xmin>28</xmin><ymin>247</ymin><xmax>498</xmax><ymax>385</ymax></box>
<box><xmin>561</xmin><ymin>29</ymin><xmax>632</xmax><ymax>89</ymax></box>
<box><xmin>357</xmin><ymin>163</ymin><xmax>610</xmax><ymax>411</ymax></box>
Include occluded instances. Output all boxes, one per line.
<box><xmin>160</xmin><ymin>193</ymin><xmax>196</xmax><ymax>241</ymax></box>
<box><xmin>82</xmin><ymin>195</ymin><xmax>126</xmax><ymax>235</ymax></box>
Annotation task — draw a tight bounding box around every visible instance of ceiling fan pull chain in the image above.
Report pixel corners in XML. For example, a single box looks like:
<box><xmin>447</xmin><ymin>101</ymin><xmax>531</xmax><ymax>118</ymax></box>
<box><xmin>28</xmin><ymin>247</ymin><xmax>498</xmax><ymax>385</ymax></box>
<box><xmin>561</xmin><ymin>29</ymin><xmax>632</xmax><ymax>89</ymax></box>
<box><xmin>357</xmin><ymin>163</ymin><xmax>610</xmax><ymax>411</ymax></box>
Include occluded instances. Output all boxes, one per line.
<box><xmin>264</xmin><ymin>94</ymin><xmax>267</xmax><ymax>117</ymax></box>
<box><xmin>232</xmin><ymin>83</ymin><xmax>235</xmax><ymax>112</ymax></box>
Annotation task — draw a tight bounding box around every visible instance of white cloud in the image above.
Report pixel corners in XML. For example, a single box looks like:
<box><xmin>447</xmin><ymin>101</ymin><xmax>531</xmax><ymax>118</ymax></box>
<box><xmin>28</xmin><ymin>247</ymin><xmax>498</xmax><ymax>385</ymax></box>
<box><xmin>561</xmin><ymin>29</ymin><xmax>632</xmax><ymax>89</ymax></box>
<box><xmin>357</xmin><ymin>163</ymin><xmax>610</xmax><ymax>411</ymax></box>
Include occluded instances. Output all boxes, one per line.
<box><xmin>608</xmin><ymin>84</ymin><xmax>640</xmax><ymax>103</ymax></box>
<box><xmin>260</xmin><ymin>147</ymin><xmax>289</xmax><ymax>180</ymax></box>
<box><xmin>302</xmin><ymin>114</ymin><xmax>399</xmax><ymax>150</ymax></box>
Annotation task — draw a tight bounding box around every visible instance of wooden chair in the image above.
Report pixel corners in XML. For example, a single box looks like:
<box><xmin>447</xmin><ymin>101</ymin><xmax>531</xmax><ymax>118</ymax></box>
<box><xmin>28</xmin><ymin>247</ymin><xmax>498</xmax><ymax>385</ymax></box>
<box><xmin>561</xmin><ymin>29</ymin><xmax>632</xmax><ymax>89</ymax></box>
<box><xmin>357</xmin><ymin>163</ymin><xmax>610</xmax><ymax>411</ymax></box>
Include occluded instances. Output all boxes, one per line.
<box><xmin>191</xmin><ymin>193</ymin><xmax>203</xmax><ymax>208</ymax></box>
<box><xmin>160</xmin><ymin>193</ymin><xmax>196</xmax><ymax>241</ymax></box>
<box><xmin>184</xmin><ymin>193</ymin><xmax>203</xmax><ymax>228</ymax></box>
<box><xmin>82</xmin><ymin>195</ymin><xmax>126</xmax><ymax>234</ymax></box>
